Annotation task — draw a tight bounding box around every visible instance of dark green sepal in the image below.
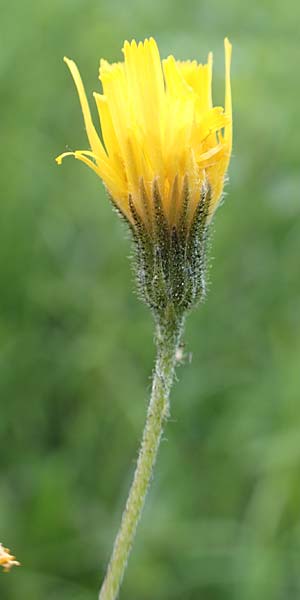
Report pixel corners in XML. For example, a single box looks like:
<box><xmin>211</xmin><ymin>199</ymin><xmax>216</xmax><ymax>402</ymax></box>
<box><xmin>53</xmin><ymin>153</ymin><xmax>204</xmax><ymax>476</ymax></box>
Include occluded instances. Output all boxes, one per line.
<box><xmin>129</xmin><ymin>183</ymin><xmax>212</xmax><ymax>319</ymax></box>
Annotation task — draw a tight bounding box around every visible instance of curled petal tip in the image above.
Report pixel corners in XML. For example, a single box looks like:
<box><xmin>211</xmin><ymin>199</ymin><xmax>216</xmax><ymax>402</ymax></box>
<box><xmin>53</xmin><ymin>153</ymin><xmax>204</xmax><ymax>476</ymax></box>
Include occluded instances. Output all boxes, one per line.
<box><xmin>55</xmin><ymin>151</ymin><xmax>75</xmax><ymax>165</ymax></box>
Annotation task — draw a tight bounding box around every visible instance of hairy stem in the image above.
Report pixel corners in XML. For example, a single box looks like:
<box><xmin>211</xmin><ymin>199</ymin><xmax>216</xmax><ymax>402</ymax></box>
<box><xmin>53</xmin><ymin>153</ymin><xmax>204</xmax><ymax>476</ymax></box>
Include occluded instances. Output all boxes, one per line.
<box><xmin>99</xmin><ymin>306</ymin><xmax>184</xmax><ymax>600</ymax></box>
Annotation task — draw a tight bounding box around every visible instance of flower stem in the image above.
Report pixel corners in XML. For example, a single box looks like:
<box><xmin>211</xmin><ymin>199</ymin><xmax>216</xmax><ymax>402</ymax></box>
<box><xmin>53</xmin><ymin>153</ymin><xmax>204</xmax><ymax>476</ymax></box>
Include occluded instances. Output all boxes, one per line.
<box><xmin>99</xmin><ymin>306</ymin><xmax>184</xmax><ymax>600</ymax></box>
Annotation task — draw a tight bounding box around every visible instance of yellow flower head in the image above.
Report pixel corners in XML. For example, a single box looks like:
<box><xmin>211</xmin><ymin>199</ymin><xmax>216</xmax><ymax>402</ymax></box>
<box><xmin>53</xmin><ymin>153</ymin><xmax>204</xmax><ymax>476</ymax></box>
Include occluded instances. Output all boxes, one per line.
<box><xmin>56</xmin><ymin>37</ymin><xmax>232</xmax><ymax>228</ymax></box>
<box><xmin>0</xmin><ymin>543</ymin><xmax>20</xmax><ymax>573</ymax></box>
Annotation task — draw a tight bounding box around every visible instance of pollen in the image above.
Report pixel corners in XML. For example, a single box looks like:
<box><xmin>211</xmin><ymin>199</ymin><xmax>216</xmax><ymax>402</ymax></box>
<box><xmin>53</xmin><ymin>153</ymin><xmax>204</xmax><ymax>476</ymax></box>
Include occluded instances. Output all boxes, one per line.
<box><xmin>56</xmin><ymin>38</ymin><xmax>232</xmax><ymax>227</ymax></box>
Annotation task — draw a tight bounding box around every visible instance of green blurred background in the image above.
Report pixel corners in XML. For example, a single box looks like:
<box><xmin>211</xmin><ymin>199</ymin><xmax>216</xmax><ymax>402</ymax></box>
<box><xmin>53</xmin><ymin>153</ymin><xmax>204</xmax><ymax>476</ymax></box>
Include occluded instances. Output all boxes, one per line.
<box><xmin>1</xmin><ymin>0</ymin><xmax>300</xmax><ymax>598</ymax></box>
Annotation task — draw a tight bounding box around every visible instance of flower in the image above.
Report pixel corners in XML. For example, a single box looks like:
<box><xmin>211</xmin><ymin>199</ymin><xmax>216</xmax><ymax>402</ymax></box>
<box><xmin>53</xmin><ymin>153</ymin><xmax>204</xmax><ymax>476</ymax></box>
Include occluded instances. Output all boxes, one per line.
<box><xmin>56</xmin><ymin>38</ymin><xmax>233</xmax><ymax>314</ymax></box>
<box><xmin>56</xmin><ymin>38</ymin><xmax>232</xmax><ymax>228</ymax></box>
<box><xmin>0</xmin><ymin>543</ymin><xmax>20</xmax><ymax>573</ymax></box>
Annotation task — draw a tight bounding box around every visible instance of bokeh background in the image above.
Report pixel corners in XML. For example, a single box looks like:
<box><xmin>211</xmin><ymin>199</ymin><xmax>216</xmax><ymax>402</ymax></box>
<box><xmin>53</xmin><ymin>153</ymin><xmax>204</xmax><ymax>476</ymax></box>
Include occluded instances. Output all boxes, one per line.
<box><xmin>1</xmin><ymin>0</ymin><xmax>300</xmax><ymax>598</ymax></box>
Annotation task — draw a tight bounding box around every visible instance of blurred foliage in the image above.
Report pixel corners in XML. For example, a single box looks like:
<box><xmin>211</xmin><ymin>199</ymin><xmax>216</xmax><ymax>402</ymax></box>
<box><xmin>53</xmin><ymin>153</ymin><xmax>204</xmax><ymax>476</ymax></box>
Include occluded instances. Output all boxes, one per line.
<box><xmin>1</xmin><ymin>0</ymin><xmax>300</xmax><ymax>598</ymax></box>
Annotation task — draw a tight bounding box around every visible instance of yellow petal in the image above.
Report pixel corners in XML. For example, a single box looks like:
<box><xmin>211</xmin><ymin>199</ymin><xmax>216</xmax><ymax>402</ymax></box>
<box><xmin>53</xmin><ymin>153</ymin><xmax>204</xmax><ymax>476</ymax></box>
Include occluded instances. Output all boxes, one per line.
<box><xmin>224</xmin><ymin>38</ymin><xmax>232</xmax><ymax>151</ymax></box>
<box><xmin>63</xmin><ymin>57</ymin><xmax>107</xmax><ymax>160</ymax></box>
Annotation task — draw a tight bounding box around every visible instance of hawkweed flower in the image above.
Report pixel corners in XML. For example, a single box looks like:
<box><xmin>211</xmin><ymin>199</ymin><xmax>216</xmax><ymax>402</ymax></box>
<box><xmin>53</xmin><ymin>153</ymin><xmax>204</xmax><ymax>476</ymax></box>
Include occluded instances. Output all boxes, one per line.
<box><xmin>56</xmin><ymin>38</ymin><xmax>232</xmax><ymax>600</ymax></box>
<box><xmin>57</xmin><ymin>37</ymin><xmax>231</xmax><ymax>315</ymax></box>
<box><xmin>0</xmin><ymin>543</ymin><xmax>20</xmax><ymax>573</ymax></box>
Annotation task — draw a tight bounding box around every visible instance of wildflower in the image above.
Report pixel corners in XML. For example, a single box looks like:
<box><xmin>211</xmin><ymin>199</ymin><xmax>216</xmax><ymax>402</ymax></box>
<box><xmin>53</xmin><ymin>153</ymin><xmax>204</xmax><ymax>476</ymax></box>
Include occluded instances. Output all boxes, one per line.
<box><xmin>0</xmin><ymin>543</ymin><xmax>20</xmax><ymax>573</ymax></box>
<box><xmin>56</xmin><ymin>38</ymin><xmax>231</xmax><ymax>315</ymax></box>
<box><xmin>57</xmin><ymin>38</ymin><xmax>231</xmax><ymax>223</ymax></box>
<box><xmin>56</xmin><ymin>38</ymin><xmax>233</xmax><ymax>600</ymax></box>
